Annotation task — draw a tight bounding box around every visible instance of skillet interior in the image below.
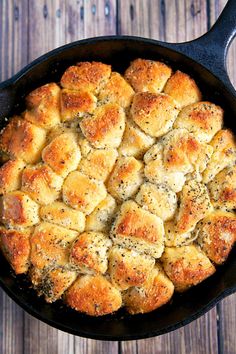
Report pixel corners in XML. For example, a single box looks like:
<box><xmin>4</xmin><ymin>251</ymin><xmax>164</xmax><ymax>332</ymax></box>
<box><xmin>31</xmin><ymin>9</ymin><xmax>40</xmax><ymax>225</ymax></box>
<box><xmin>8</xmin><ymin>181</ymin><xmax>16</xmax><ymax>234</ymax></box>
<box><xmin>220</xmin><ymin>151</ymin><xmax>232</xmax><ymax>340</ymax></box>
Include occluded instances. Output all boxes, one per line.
<box><xmin>0</xmin><ymin>37</ymin><xmax>236</xmax><ymax>340</ymax></box>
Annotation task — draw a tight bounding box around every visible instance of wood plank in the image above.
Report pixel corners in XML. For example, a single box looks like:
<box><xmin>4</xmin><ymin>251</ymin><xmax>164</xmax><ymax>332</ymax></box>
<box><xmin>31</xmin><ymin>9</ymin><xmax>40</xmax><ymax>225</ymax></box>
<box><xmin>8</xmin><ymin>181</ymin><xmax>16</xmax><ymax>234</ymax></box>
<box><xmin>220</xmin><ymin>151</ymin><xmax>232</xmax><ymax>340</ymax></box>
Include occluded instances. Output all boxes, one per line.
<box><xmin>0</xmin><ymin>1</ymin><xmax>28</xmax><ymax>352</ymax></box>
<box><xmin>57</xmin><ymin>329</ymin><xmax>75</xmax><ymax>354</ymax></box>
<box><xmin>24</xmin><ymin>312</ymin><xmax>59</xmax><ymax>354</ymax></box>
<box><xmin>218</xmin><ymin>294</ymin><xmax>236</xmax><ymax>354</ymax></box>
<box><xmin>0</xmin><ymin>292</ymin><xmax>24</xmax><ymax>354</ymax></box>
<box><xmin>28</xmin><ymin>0</ymin><xmax>66</xmax><ymax>61</ymax></box>
<box><xmin>0</xmin><ymin>1</ymin><xmax>236</xmax><ymax>353</ymax></box>
<box><xmin>0</xmin><ymin>0</ymin><xmax>29</xmax><ymax>80</ymax></box>
<box><xmin>83</xmin><ymin>0</ymin><xmax>117</xmax><ymax>37</ymax></box>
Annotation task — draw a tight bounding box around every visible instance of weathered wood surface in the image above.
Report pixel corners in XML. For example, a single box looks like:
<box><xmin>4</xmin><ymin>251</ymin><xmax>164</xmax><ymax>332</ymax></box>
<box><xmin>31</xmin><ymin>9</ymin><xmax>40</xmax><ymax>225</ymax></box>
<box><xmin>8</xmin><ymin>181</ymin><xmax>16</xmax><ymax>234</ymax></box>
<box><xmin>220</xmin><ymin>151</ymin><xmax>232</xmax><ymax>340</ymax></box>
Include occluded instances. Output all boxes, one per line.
<box><xmin>0</xmin><ymin>1</ymin><xmax>235</xmax><ymax>353</ymax></box>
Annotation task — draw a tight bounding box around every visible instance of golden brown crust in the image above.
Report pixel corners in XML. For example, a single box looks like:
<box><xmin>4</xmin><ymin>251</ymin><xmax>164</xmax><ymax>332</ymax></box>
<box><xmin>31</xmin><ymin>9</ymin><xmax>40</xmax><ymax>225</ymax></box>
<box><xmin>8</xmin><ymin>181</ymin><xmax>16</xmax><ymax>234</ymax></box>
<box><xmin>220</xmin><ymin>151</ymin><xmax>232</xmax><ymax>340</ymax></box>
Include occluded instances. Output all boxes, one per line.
<box><xmin>80</xmin><ymin>103</ymin><xmax>125</xmax><ymax>148</ymax></box>
<box><xmin>161</xmin><ymin>128</ymin><xmax>213</xmax><ymax>175</ymax></box>
<box><xmin>176</xmin><ymin>180</ymin><xmax>213</xmax><ymax>234</ymax></box>
<box><xmin>78</xmin><ymin>148</ymin><xmax>118</xmax><ymax>181</ymax></box>
<box><xmin>130</xmin><ymin>92</ymin><xmax>179</xmax><ymax>137</ymax></box>
<box><xmin>124</xmin><ymin>59</ymin><xmax>172</xmax><ymax>93</ymax></box>
<box><xmin>195</xmin><ymin>211</ymin><xmax>236</xmax><ymax>265</ymax></box>
<box><xmin>164</xmin><ymin>70</ymin><xmax>202</xmax><ymax>108</ymax></box>
<box><xmin>42</xmin><ymin>132</ymin><xmax>81</xmax><ymax>177</ymax></box>
<box><xmin>0</xmin><ymin>116</ymin><xmax>46</xmax><ymax>163</ymax></box>
<box><xmin>207</xmin><ymin>165</ymin><xmax>236</xmax><ymax>211</ymax></box>
<box><xmin>109</xmin><ymin>246</ymin><xmax>155</xmax><ymax>290</ymax></box>
<box><xmin>86</xmin><ymin>194</ymin><xmax>117</xmax><ymax>232</ymax></box>
<box><xmin>0</xmin><ymin>191</ymin><xmax>39</xmax><ymax>228</ymax></box>
<box><xmin>144</xmin><ymin>143</ymin><xmax>186</xmax><ymax>193</ymax></box>
<box><xmin>123</xmin><ymin>265</ymin><xmax>174</xmax><ymax>314</ymax></box>
<box><xmin>203</xmin><ymin>129</ymin><xmax>236</xmax><ymax>183</ymax></box>
<box><xmin>62</xmin><ymin>171</ymin><xmax>107</xmax><ymax>215</ymax></box>
<box><xmin>118</xmin><ymin>119</ymin><xmax>155</xmax><ymax>158</ymax></box>
<box><xmin>161</xmin><ymin>245</ymin><xmax>215</xmax><ymax>292</ymax></box>
<box><xmin>99</xmin><ymin>72</ymin><xmax>134</xmax><ymax>108</ymax></box>
<box><xmin>60</xmin><ymin>62</ymin><xmax>111</xmax><ymax>93</ymax></box>
<box><xmin>24</xmin><ymin>83</ymin><xmax>61</xmax><ymax>129</ymax></box>
<box><xmin>111</xmin><ymin>200</ymin><xmax>164</xmax><ymax>258</ymax></box>
<box><xmin>37</xmin><ymin>268</ymin><xmax>77</xmax><ymax>303</ymax></box>
<box><xmin>60</xmin><ymin>89</ymin><xmax>97</xmax><ymax>121</ymax></box>
<box><xmin>107</xmin><ymin>156</ymin><xmax>143</xmax><ymax>201</ymax></box>
<box><xmin>0</xmin><ymin>226</ymin><xmax>31</xmax><ymax>274</ymax></box>
<box><xmin>164</xmin><ymin>220</ymin><xmax>194</xmax><ymax>247</ymax></box>
<box><xmin>21</xmin><ymin>164</ymin><xmax>63</xmax><ymax>205</ymax></box>
<box><xmin>174</xmin><ymin>101</ymin><xmax>223</xmax><ymax>143</ymax></box>
<box><xmin>0</xmin><ymin>159</ymin><xmax>25</xmax><ymax>194</ymax></box>
<box><xmin>135</xmin><ymin>182</ymin><xmax>177</xmax><ymax>221</ymax></box>
<box><xmin>40</xmin><ymin>201</ymin><xmax>85</xmax><ymax>232</ymax></box>
<box><xmin>30</xmin><ymin>222</ymin><xmax>78</xmax><ymax>270</ymax></box>
<box><xmin>70</xmin><ymin>232</ymin><xmax>112</xmax><ymax>274</ymax></box>
<box><xmin>65</xmin><ymin>274</ymin><xmax>122</xmax><ymax>316</ymax></box>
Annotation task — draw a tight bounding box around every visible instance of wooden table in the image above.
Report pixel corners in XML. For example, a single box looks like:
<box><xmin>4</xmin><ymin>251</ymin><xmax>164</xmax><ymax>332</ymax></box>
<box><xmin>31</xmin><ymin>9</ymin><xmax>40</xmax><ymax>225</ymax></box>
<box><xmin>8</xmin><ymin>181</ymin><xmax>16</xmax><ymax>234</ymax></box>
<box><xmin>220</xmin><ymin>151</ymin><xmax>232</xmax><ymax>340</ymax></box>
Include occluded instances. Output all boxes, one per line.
<box><xmin>0</xmin><ymin>1</ymin><xmax>236</xmax><ymax>353</ymax></box>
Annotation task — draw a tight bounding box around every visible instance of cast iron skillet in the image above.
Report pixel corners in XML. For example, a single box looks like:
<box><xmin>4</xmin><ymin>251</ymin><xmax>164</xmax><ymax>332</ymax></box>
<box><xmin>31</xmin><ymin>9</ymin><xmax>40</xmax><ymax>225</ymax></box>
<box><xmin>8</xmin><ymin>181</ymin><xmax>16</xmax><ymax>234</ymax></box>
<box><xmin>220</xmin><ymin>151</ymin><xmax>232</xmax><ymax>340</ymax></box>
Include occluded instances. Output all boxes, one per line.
<box><xmin>0</xmin><ymin>0</ymin><xmax>236</xmax><ymax>341</ymax></box>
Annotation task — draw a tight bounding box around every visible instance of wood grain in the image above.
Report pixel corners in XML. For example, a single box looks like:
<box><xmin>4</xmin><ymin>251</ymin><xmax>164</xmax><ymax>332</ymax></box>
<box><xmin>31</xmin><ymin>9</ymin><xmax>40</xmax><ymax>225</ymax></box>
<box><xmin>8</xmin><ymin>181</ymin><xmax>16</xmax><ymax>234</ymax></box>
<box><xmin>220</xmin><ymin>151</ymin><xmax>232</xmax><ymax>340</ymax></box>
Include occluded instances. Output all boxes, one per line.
<box><xmin>0</xmin><ymin>1</ymin><xmax>236</xmax><ymax>353</ymax></box>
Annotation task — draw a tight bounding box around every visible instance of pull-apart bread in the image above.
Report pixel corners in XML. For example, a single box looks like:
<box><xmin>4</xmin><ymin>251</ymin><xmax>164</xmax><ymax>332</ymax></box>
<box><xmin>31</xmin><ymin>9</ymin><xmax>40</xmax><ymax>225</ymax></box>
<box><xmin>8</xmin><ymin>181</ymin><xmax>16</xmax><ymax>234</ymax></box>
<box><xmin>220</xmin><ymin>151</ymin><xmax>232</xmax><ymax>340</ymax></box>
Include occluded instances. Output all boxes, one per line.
<box><xmin>0</xmin><ymin>59</ymin><xmax>235</xmax><ymax>316</ymax></box>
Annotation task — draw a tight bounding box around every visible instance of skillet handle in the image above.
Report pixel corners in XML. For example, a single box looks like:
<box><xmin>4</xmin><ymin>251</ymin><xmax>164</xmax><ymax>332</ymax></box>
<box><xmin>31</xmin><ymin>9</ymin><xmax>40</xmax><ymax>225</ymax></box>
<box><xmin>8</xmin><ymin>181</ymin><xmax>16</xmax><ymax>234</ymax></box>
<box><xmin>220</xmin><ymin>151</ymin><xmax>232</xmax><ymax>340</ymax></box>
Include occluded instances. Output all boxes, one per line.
<box><xmin>171</xmin><ymin>0</ymin><xmax>236</xmax><ymax>95</ymax></box>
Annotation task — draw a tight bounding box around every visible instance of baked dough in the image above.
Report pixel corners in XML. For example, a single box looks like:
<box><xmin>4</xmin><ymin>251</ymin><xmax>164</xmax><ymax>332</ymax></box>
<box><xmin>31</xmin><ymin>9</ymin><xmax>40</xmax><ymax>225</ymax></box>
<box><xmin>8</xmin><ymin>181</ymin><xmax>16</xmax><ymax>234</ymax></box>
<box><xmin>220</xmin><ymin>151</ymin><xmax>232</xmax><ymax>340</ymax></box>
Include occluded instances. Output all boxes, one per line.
<box><xmin>0</xmin><ymin>226</ymin><xmax>31</xmax><ymax>274</ymax></box>
<box><xmin>164</xmin><ymin>70</ymin><xmax>202</xmax><ymax>108</ymax></box>
<box><xmin>125</xmin><ymin>59</ymin><xmax>172</xmax><ymax>93</ymax></box>
<box><xmin>21</xmin><ymin>164</ymin><xmax>63</xmax><ymax>205</ymax></box>
<box><xmin>0</xmin><ymin>191</ymin><xmax>39</xmax><ymax>228</ymax></box>
<box><xmin>23</xmin><ymin>83</ymin><xmax>61</xmax><ymax>129</ymax></box>
<box><xmin>130</xmin><ymin>92</ymin><xmax>179</xmax><ymax>137</ymax></box>
<box><xmin>207</xmin><ymin>165</ymin><xmax>236</xmax><ymax>210</ymax></box>
<box><xmin>135</xmin><ymin>182</ymin><xmax>177</xmax><ymax>221</ymax></box>
<box><xmin>110</xmin><ymin>200</ymin><xmax>164</xmax><ymax>258</ymax></box>
<box><xmin>174</xmin><ymin>101</ymin><xmax>223</xmax><ymax>142</ymax></box>
<box><xmin>99</xmin><ymin>72</ymin><xmax>134</xmax><ymax>108</ymax></box>
<box><xmin>108</xmin><ymin>246</ymin><xmax>155</xmax><ymax>290</ymax></box>
<box><xmin>118</xmin><ymin>119</ymin><xmax>155</xmax><ymax>158</ymax></box>
<box><xmin>60</xmin><ymin>89</ymin><xmax>97</xmax><ymax>121</ymax></box>
<box><xmin>70</xmin><ymin>231</ymin><xmax>112</xmax><ymax>274</ymax></box>
<box><xmin>0</xmin><ymin>159</ymin><xmax>25</xmax><ymax>194</ymax></box>
<box><xmin>164</xmin><ymin>221</ymin><xmax>194</xmax><ymax>247</ymax></box>
<box><xmin>175</xmin><ymin>180</ymin><xmax>213</xmax><ymax>234</ymax></box>
<box><xmin>0</xmin><ymin>116</ymin><xmax>46</xmax><ymax>163</ymax></box>
<box><xmin>123</xmin><ymin>264</ymin><xmax>174</xmax><ymax>314</ymax></box>
<box><xmin>161</xmin><ymin>245</ymin><xmax>215</xmax><ymax>292</ymax></box>
<box><xmin>144</xmin><ymin>143</ymin><xmax>186</xmax><ymax>192</ymax></box>
<box><xmin>61</xmin><ymin>61</ymin><xmax>111</xmax><ymax>94</ymax></box>
<box><xmin>37</xmin><ymin>267</ymin><xmax>77</xmax><ymax>303</ymax></box>
<box><xmin>42</xmin><ymin>132</ymin><xmax>81</xmax><ymax>177</ymax></box>
<box><xmin>30</xmin><ymin>222</ymin><xmax>78</xmax><ymax>270</ymax></box>
<box><xmin>65</xmin><ymin>274</ymin><xmax>122</xmax><ymax>316</ymax></box>
<box><xmin>62</xmin><ymin>171</ymin><xmax>107</xmax><ymax>215</ymax></box>
<box><xmin>40</xmin><ymin>201</ymin><xmax>85</xmax><ymax>232</ymax></box>
<box><xmin>107</xmin><ymin>156</ymin><xmax>143</xmax><ymax>201</ymax></box>
<box><xmin>203</xmin><ymin>129</ymin><xmax>236</xmax><ymax>183</ymax></box>
<box><xmin>78</xmin><ymin>148</ymin><xmax>118</xmax><ymax>181</ymax></box>
<box><xmin>0</xmin><ymin>59</ymin><xmax>235</xmax><ymax>316</ymax></box>
<box><xmin>80</xmin><ymin>103</ymin><xmax>125</xmax><ymax>148</ymax></box>
<box><xmin>195</xmin><ymin>211</ymin><xmax>236</xmax><ymax>264</ymax></box>
<box><xmin>85</xmin><ymin>194</ymin><xmax>117</xmax><ymax>232</ymax></box>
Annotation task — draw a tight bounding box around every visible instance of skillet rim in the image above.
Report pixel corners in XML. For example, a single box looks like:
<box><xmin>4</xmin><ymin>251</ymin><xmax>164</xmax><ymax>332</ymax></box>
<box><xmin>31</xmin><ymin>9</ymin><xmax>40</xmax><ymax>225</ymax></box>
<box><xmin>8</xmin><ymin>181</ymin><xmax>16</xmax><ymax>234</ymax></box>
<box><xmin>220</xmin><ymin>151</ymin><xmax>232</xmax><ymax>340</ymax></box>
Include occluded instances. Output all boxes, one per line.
<box><xmin>0</xmin><ymin>35</ymin><xmax>236</xmax><ymax>340</ymax></box>
<box><xmin>1</xmin><ymin>273</ymin><xmax>236</xmax><ymax>341</ymax></box>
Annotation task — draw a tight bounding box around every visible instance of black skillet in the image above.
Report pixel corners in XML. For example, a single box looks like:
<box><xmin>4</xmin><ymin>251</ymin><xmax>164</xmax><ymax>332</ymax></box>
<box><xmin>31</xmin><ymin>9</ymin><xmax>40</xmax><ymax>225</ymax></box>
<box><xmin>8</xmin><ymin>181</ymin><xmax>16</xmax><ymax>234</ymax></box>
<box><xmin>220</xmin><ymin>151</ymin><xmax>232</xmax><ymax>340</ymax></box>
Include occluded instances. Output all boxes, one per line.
<box><xmin>0</xmin><ymin>0</ymin><xmax>236</xmax><ymax>341</ymax></box>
